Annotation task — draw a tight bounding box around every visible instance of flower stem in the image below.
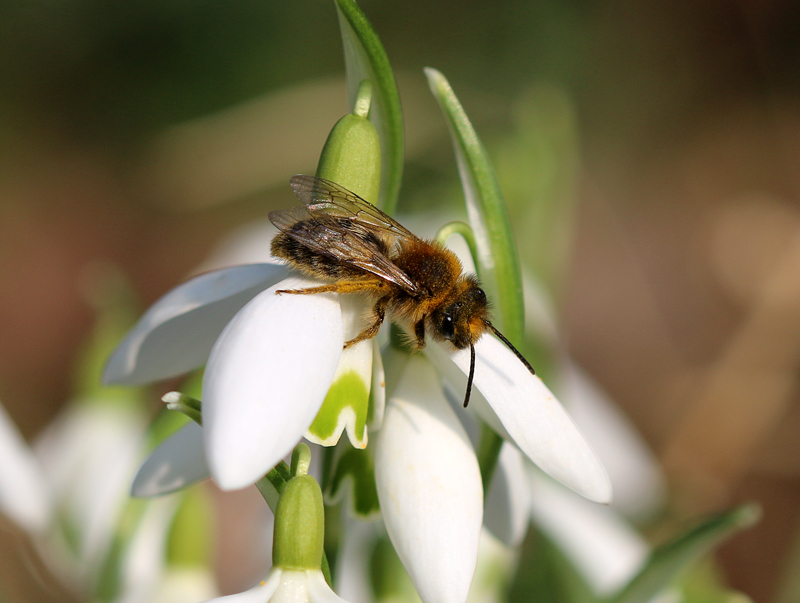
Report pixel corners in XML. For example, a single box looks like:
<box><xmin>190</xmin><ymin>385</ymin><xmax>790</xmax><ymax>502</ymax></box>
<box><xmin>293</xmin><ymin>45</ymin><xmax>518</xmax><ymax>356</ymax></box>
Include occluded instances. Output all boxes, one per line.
<box><xmin>435</xmin><ymin>221</ymin><xmax>478</xmax><ymax>264</ymax></box>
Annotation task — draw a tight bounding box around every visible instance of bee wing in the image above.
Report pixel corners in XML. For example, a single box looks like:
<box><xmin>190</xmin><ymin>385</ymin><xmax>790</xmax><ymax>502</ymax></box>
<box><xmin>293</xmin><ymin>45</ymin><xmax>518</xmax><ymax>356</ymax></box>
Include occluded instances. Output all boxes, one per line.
<box><xmin>289</xmin><ymin>175</ymin><xmax>418</xmax><ymax>242</ymax></box>
<box><xmin>270</xmin><ymin>178</ymin><xmax>421</xmax><ymax>293</ymax></box>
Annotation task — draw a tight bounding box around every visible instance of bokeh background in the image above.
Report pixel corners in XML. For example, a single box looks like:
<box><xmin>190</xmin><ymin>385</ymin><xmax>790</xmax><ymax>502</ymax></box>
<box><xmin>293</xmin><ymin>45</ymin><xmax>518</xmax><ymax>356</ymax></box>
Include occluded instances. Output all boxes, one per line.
<box><xmin>2</xmin><ymin>0</ymin><xmax>800</xmax><ymax>600</ymax></box>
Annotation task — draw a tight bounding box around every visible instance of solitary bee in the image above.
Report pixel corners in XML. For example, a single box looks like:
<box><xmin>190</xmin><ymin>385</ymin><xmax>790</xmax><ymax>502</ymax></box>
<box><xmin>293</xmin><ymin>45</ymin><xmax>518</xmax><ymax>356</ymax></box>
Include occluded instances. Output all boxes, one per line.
<box><xmin>269</xmin><ymin>175</ymin><xmax>534</xmax><ymax>407</ymax></box>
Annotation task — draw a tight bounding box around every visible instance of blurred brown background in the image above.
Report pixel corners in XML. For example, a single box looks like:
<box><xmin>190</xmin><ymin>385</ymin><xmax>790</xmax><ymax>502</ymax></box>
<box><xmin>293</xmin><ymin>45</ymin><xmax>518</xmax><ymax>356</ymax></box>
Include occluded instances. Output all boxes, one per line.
<box><xmin>2</xmin><ymin>0</ymin><xmax>800</xmax><ymax>600</ymax></box>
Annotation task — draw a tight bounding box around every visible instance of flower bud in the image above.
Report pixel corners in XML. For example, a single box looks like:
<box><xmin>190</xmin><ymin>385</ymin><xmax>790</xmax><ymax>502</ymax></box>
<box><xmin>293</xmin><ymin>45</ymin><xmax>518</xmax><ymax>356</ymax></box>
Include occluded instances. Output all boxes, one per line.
<box><xmin>272</xmin><ymin>474</ymin><xmax>325</xmax><ymax>570</ymax></box>
<box><xmin>316</xmin><ymin>79</ymin><xmax>381</xmax><ymax>206</ymax></box>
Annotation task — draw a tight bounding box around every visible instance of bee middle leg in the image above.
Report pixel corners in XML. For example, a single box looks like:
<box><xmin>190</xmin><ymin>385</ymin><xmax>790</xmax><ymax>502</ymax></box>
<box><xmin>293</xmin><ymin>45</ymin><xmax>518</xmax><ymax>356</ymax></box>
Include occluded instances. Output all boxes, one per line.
<box><xmin>343</xmin><ymin>296</ymin><xmax>391</xmax><ymax>350</ymax></box>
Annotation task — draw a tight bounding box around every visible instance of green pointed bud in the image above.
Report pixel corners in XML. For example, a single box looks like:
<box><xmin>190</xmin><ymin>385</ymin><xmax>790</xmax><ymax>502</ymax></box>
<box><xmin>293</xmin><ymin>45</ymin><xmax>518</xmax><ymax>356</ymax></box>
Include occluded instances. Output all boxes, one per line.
<box><xmin>272</xmin><ymin>473</ymin><xmax>325</xmax><ymax>570</ymax></box>
<box><xmin>316</xmin><ymin>79</ymin><xmax>381</xmax><ymax>205</ymax></box>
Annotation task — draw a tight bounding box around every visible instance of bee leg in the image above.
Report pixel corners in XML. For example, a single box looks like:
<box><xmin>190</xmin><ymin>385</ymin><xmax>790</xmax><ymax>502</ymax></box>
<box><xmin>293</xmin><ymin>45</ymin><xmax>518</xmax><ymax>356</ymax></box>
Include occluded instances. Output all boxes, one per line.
<box><xmin>277</xmin><ymin>281</ymin><xmax>386</xmax><ymax>296</ymax></box>
<box><xmin>276</xmin><ymin>284</ymin><xmax>341</xmax><ymax>295</ymax></box>
<box><xmin>343</xmin><ymin>296</ymin><xmax>390</xmax><ymax>350</ymax></box>
<box><xmin>413</xmin><ymin>319</ymin><xmax>426</xmax><ymax>350</ymax></box>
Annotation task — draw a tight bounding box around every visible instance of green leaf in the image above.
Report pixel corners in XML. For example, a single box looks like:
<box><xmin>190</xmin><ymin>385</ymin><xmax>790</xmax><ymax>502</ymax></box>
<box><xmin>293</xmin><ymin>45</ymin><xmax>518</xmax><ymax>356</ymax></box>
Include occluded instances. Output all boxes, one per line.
<box><xmin>509</xmin><ymin>527</ymin><xmax>598</xmax><ymax>603</ymax></box>
<box><xmin>610</xmin><ymin>504</ymin><xmax>761</xmax><ymax>603</ymax></box>
<box><xmin>425</xmin><ymin>67</ymin><xmax>524</xmax><ymax>342</ymax></box>
<box><xmin>166</xmin><ymin>487</ymin><xmax>214</xmax><ymax>567</ymax></box>
<box><xmin>334</xmin><ymin>0</ymin><xmax>404</xmax><ymax>215</ymax></box>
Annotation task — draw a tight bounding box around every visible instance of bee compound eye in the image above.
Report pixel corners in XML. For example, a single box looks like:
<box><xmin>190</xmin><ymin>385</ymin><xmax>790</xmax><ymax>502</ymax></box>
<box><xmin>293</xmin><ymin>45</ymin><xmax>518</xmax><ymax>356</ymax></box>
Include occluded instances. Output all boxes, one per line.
<box><xmin>442</xmin><ymin>314</ymin><xmax>455</xmax><ymax>339</ymax></box>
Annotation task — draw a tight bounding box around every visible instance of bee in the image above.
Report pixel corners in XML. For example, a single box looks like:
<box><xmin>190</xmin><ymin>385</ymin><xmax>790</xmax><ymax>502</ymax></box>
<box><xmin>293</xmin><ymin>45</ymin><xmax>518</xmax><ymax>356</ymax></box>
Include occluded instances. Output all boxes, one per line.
<box><xmin>269</xmin><ymin>175</ymin><xmax>534</xmax><ymax>407</ymax></box>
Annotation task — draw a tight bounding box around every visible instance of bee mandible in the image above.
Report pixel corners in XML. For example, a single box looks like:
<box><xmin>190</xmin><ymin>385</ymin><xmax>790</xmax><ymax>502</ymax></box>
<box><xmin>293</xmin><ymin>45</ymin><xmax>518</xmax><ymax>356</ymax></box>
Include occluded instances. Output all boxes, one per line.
<box><xmin>269</xmin><ymin>175</ymin><xmax>535</xmax><ymax>407</ymax></box>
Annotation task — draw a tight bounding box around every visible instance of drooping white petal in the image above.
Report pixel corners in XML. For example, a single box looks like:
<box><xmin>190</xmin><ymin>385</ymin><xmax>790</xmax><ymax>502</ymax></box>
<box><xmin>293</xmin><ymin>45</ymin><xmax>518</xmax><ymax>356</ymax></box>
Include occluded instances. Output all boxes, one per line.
<box><xmin>528</xmin><ymin>467</ymin><xmax>648</xmax><ymax>597</ymax></box>
<box><xmin>426</xmin><ymin>336</ymin><xmax>612</xmax><ymax>504</ymax></box>
<box><xmin>368</xmin><ymin>339</ymin><xmax>386</xmax><ymax>429</ymax></box>
<box><xmin>559</xmin><ymin>363</ymin><xmax>666</xmax><ymax>521</ymax></box>
<box><xmin>484</xmin><ymin>443</ymin><xmax>532</xmax><ymax>547</ymax></box>
<box><xmin>204</xmin><ymin>276</ymin><xmax>343</xmax><ymax>490</ymax></box>
<box><xmin>375</xmin><ymin>355</ymin><xmax>482</xmax><ymax>603</ymax></box>
<box><xmin>439</xmin><ymin>385</ymin><xmax>530</xmax><ymax>548</ymax></box>
<box><xmin>201</xmin><ymin>567</ymin><xmax>283</xmax><ymax>602</ymax></box>
<box><xmin>132</xmin><ymin>422</ymin><xmax>209</xmax><ymax>497</ymax></box>
<box><xmin>0</xmin><ymin>402</ymin><xmax>51</xmax><ymax>533</ymax></box>
<box><xmin>104</xmin><ymin>263</ymin><xmax>289</xmax><ymax>385</ymax></box>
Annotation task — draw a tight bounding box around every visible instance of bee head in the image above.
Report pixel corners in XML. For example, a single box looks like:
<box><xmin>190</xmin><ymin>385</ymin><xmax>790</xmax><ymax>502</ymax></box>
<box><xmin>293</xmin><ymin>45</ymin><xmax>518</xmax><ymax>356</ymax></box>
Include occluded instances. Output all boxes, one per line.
<box><xmin>433</xmin><ymin>276</ymin><xmax>490</xmax><ymax>349</ymax></box>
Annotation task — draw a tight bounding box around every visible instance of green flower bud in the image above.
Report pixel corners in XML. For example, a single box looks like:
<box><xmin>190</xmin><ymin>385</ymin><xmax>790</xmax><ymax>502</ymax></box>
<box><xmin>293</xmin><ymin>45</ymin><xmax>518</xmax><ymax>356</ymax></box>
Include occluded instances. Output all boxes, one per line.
<box><xmin>316</xmin><ymin>79</ymin><xmax>381</xmax><ymax>206</ymax></box>
<box><xmin>272</xmin><ymin>474</ymin><xmax>325</xmax><ymax>570</ymax></box>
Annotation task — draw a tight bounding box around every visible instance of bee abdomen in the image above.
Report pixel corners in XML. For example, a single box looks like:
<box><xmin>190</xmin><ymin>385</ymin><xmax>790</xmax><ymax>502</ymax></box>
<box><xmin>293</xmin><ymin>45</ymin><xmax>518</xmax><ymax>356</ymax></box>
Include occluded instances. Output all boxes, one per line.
<box><xmin>271</xmin><ymin>231</ymin><xmax>364</xmax><ymax>280</ymax></box>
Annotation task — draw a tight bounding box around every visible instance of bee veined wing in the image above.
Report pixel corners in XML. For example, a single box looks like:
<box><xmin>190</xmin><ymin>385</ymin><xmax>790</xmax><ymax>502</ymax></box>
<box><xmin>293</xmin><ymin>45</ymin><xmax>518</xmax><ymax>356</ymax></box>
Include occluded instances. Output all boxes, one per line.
<box><xmin>271</xmin><ymin>179</ymin><xmax>420</xmax><ymax>294</ymax></box>
<box><xmin>289</xmin><ymin>175</ymin><xmax>418</xmax><ymax>242</ymax></box>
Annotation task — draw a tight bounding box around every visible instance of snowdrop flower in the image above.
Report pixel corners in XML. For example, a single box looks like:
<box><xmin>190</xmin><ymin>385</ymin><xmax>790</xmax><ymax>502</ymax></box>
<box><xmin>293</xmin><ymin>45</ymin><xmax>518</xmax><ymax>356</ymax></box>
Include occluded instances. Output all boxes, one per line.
<box><xmin>119</xmin><ymin>232</ymin><xmax>609</xmax><ymax>502</ymax></box>
<box><xmin>105</xmin><ymin>262</ymin><xmax>380</xmax><ymax>491</ymax></box>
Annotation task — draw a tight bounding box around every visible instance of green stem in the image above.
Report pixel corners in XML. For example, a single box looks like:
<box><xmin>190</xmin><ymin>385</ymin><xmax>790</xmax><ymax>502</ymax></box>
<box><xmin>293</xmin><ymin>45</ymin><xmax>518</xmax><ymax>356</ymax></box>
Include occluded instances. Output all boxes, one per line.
<box><xmin>477</xmin><ymin>423</ymin><xmax>504</xmax><ymax>497</ymax></box>
<box><xmin>435</xmin><ymin>221</ymin><xmax>478</xmax><ymax>265</ymax></box>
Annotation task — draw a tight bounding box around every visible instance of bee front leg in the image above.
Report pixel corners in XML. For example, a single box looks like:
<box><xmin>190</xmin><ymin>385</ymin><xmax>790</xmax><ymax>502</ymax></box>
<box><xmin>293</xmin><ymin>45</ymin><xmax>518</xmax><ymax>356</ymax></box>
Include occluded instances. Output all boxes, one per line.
<box><xmin>343</xmin><ymin>296</ymin><xmax>390</xmax><ymax>350</ymax></box>
<box><xmin>413</xmin><ymin>319</ymin><xmax>426</xmax><ymax>350</ymax></box>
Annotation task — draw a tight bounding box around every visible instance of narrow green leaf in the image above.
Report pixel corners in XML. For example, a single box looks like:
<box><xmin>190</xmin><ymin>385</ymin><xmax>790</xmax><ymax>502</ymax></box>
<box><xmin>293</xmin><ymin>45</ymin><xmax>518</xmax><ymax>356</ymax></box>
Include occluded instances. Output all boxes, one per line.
<box><xmin>425</xmin><ymin>68</ymin><xmax>524</xmax><ymax>342</ymax></box>
<box><xmin>166</xmin><ymin>488</ymin><xmax>214</xmax><ymax>567</ymax></box>
<box><xmin>610</xmin><ymin>504</ymin><xmax>761</xmax><ymax>603</ymax></box>
<box><xmin>334</xmin><ymin>0</ymin><xmax>404</xmax><ymax>214</ymax></box>
<box><xmin>509</xmin><ymin>527</ymin><xmax>598</xmax><ymax>603</ymax></box>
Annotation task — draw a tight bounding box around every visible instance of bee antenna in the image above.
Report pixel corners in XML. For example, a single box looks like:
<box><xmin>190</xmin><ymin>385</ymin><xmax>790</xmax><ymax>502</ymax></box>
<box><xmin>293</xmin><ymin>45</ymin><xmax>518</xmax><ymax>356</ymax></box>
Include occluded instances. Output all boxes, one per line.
<box><xmin>464</xmin><ymin>343</ymin><xmax>476</xmax><ymax>408</ymax></box>
<box><xmin>484</xmin><ymin>321</ymin><xmax>536</xmax><ymax>376</ymax></box>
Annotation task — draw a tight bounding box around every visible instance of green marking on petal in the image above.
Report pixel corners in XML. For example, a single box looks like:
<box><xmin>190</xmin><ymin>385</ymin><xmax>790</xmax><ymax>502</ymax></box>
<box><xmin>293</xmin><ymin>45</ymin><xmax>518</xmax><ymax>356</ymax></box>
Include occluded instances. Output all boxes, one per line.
<box><xmin>307</xmin><ymin>370</ymin><xmax>369</xmax><ymax>448</ymax></box>
<box><xmin>328</xmin><ymin>447</ymin><xmax>380</xmax><ymax>518</ymax></box>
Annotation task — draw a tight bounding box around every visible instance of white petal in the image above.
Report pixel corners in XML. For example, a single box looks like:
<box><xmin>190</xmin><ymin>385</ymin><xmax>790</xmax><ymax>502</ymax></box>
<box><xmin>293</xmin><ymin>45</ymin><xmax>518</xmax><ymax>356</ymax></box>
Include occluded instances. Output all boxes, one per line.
<box><xmin>484</xmin><ymin>443</ymin><xmax>532</xmax><ymax>547</ymax></box>
<box><xmin>104</xmin><ymin>263</ymin><xmax>289</xmax><ymax>385</ymax></box>
<box><xmin>368</xmin><ymin>339</ymin><xmax>386</xmax><ymax>429</ymax></box>
<box><xmin>132</xmin><ymin>422</ymin><xmax>209</xmax><ymax>497</ymax></box>
<box><xmin>528</xmin><ymin>467</ymin><xmax>648</xmax><ymax>596</ymax></box>
<box><xmin>439</xmin><ymin>386</ymin><xmax>530</xmax><ymax>547</ymax></box>
<box><xmin>306</xmin><ymin>569</ymin><xmax>352</xmax><ymax>603</ymax></box>
<box><xmin>335</xmin><ymin>517</ymin><xmax>378</xmax><ymax>603</ymax></box>
<box><xmin>201</xmin><ymin>567</ymin><xmax>283</xmax><ymax>602</ymax></box>
<box><xmin>35</xmin><ymin>404</ymin><xmax>146</xmax><ymax>571</ymax></box>
<box><xmin>426</xmin><ymin>336</ymin><xmax>612</xmax><ymax>503</ymax></box>
<box><xmin>115</xmin><ymin>496</ymin><xmax>181</xmax><ymax>603</ymax></box>
<box><xmin>559</xmin><ymin>363</ymin><xmax>666</xmax><ymax>521</ymax></box>
<box><xmin>375</xmin><ymin>355</ymin><xmax>482</xmax><ymax>603</ymax></box>
<box><xmin>204</xmin><ymin>276</ymin><xmax>343</xmax><ymax>490</ymax></box>
<box><xmin>0</xmin><ymin>402</ymin><xmax>51</xmax><ymax>532</ymax></box>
